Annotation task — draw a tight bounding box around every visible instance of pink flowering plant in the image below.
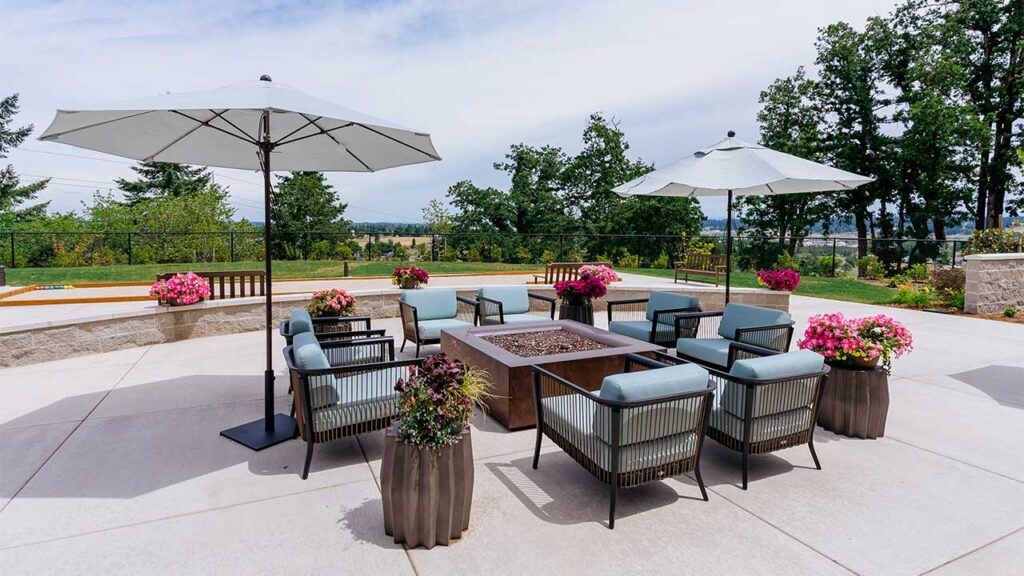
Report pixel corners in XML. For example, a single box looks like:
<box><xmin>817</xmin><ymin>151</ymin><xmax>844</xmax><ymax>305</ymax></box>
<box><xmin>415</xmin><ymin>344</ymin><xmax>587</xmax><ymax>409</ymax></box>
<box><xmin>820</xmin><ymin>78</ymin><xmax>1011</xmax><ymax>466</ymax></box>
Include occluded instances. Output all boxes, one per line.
<box><xmin>394</xmin><ymin>353</ymin><xmax>490</xmax><ymax>448</ymax></box>
<box><xmin>578</xmin><ymin>264</ymin><xmax>620</xmax><ymax>286</ymax></box>
<box><xmin>798</xmin><ymin>312</ymin><xmax>912</xmax><ymax>374</ymax></box>
<box><xmin>554</xmin><ymin>275</ymin><xmax>607</xmax><ymax>306</ymax></box>
<box><xmin>307</xmin><ymin>288</ymin><xmax>357</xmax><ymax>317</ymax></box>
<box><xmin>149</xmin><ymin>272</ymin><xmax>211</xmax><ymax>306</ymax></box>
<box><xmin>757</xmin><ymin>268</ymin><xmax>800</xmax><ymax>291</ymax></box>
<box><xmin>392</xmin><ymin>266</ymin><xmax>429</xmax><ymax>288</ymax></box>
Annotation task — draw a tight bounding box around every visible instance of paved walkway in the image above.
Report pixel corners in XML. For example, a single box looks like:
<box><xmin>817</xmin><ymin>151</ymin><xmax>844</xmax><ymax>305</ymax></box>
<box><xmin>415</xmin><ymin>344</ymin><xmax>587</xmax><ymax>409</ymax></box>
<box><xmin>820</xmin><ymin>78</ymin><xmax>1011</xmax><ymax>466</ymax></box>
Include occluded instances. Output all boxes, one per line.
<box><xmin>1</xmin><ymin>296</ymin><xmax>1021</xmax><ymax>575</ymax></box>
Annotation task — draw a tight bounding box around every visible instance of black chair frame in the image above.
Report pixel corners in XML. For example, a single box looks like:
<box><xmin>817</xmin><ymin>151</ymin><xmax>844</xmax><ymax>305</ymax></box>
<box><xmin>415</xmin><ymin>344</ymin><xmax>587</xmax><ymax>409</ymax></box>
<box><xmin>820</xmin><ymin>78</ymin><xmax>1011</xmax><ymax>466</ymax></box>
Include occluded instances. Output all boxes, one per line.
<box><xmin>279</xmin><ymin>314</ymin><xmax>375</xmax><ymax>345</ymax></box>
<box><xmin>398</xmin><ymin>295</ymin><xmax>478</xmax><ymax>357</ymax></box>
<box><xmin>673</xmin><ymin>310</ymin><xmax>795</xmax><ymax>370</ymax></box>
<box><xmin>533</xmin><ymin>353</ymin><xmax>716</xmax><ymax>529</ymax></box>
<box><xmin>656</xmin><ymin>343</ymin><xmax>829</xmax><ymax>490</ymax></box>
<box><xmin>476</xmin><ymin>292</ymin><xmax>556</xmax><ymax>326</ymax></box>
<box><xmin>605</xmin><ymin>297</ymin><xmax>701</xmax><ymax>346</ymax></box>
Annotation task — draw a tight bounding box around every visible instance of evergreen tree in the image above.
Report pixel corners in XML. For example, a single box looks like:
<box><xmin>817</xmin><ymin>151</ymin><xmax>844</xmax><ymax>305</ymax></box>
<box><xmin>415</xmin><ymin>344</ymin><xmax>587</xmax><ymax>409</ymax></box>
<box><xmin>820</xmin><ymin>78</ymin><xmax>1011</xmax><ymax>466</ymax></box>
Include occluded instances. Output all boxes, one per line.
<box><xmin>270</xmin><ymin>172</ymin><xmax>350</xmax><ymax>259</ymax></box>
<box><xmin>116</xmin><ymin>161</ymin><xmax>212</xmax><ymax>206</ymax></box>
<box><xmin>0</xmin><ymin>93</ymin><xmax>49</xmax><ymax>225</ymax></box>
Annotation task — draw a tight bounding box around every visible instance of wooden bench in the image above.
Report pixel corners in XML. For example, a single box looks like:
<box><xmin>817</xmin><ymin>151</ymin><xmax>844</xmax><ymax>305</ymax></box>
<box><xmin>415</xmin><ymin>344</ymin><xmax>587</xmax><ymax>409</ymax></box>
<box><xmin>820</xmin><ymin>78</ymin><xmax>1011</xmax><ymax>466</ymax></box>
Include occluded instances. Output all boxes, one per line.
<box><xmin>155</xmin><ymin>270</ymin><xmax>266</xmax><ymax>301</ymax></box>
<box><xmin>532</xmin><ymin>262</ymin><xmax>610</xmax><ymax>284</ymax></box>
<box><xmin>673</xmin><ymin>254</ymin><xmax>727</xmax><ymax>286</ymax></box>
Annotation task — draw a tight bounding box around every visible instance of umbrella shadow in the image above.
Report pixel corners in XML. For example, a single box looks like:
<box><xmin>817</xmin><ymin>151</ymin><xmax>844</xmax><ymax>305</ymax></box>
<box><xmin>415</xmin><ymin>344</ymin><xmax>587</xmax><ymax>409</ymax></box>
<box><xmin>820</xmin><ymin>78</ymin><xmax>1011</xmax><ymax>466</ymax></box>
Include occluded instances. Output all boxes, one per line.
<box><xmin>948</xmin><ymin>365</ymin><xmax>1024</xmax><ymax>409</ymax></box>
<box><xmin>0</xmin><ymin>374</ymin><xmax>365</xmax><ymax>500</ymax></box>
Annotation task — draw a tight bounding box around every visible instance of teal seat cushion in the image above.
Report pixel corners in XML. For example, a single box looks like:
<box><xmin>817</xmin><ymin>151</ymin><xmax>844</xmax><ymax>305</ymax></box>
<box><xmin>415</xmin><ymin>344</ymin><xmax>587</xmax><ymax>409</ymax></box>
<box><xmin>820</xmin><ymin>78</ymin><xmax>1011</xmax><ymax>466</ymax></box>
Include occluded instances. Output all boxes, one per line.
<box><xmin>710</xmin><ymin>406</ymin><xmax>812</xmax><ymax>443</ymax></box>
<box><xmin>401</xmin><ymin>289</ymin><xmax>457</xmax><ymax>321</ymax></box>
<box><xmin>596</xmin><ymin>363</ymin><xmax>709</xmax><ymax>445</ymax></box>
<box><xmin>675</xmin><ymin>337</ymin><xmax>732</xmax><ymax>367</ymax></box>
<box><xmin>289</xmin><ymin>308</ymin><xmax>313</xmax><ymax>336</ymax></box>
<box><xmin>308</xmin><ymin>364</ymin><xmax>406</xmax><ymax>433</ymax></box>
<box><xmin>502</xmin><ymin>313</ymin><xmax>551</xmax><ymax>324</ymax></box>
<box><xmin>293</xmin><ymin>331</ymin><xmax>330</xmax><ymax>371</ymax></box>
<box><xmin>417</xmin><ymin>318</ymin><xmax>474</xmax><ymax>340</ymax></box>
<box><xmin>541</xmin><ymin>394</ymin><xmax>698</xmax><ymax>473</ymax></box>
<box><xmin>646</xmin><ymin>291</ymin><xmax>700</xmax><ymax>325</ymax></box>
<box><xmin>608</xmin><ymin>320</ymin><xmax>675</xmax><ymax>344</ymax></box>
<box><xmin>717</xmin><ymin>303</ymin><xmax>791</xmax><ymax>340</ymax></box>
<box><xmin>721</xmin><ymin>350</ymin><xmax>824</xmax><ymax>417</ymax></box>
<box><xmin>478</xmin><ymin>286</ymin><xmax>531</xmax><ymax>315</ymax></box>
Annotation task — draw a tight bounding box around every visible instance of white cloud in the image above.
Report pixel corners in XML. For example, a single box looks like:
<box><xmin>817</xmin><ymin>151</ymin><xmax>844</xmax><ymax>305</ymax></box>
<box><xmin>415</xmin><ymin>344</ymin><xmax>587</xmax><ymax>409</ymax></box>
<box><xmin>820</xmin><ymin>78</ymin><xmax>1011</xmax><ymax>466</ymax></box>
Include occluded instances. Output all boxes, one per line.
<box><xmin>3</xmin><ymin>0</ymin><xmax>898</xmax><ymax>221</ymax></box>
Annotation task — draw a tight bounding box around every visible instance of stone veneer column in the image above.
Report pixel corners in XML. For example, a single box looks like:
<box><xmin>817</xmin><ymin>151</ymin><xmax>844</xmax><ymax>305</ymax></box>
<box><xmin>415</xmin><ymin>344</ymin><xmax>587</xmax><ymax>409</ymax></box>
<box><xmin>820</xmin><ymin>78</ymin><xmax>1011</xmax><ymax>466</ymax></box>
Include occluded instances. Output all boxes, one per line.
<box><xmin>963</xmin><ymin>253</ymin><xmax>1024</xmax><ymax>314</ymax></box>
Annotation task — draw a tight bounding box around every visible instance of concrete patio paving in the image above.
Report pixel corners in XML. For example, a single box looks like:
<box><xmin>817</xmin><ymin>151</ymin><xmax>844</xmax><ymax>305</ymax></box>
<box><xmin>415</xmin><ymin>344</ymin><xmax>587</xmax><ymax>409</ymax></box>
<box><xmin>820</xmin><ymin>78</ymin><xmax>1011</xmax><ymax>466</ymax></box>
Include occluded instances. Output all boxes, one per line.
<box><xmin>1</xmin><ymin>295</ymin><xmax>1022</xmax><ymax>575</ymax></box>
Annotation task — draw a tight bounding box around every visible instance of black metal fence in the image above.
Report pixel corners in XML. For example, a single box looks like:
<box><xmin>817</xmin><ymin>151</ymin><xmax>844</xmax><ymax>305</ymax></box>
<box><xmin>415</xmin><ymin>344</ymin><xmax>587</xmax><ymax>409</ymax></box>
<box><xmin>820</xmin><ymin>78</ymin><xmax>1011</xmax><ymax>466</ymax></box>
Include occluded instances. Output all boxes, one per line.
<box><xmin>0</xmin><ymin>229</ymin><xmax>982</xmax><ymax>278</ymax></box>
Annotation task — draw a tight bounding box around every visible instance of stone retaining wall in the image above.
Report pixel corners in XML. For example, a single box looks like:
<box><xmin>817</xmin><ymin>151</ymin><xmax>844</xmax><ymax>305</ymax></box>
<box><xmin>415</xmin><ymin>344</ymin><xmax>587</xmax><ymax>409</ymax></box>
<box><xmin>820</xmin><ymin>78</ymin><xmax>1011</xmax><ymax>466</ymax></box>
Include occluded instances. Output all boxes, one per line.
<box><xmin>964</xmin><ymin>253</ymin><xmax>1024</xmax><ymax>314</ymax></box>
<box><xmin>0</xmin><ymin>285</ymin><xmax>788</xmax><ymax>368</ymax></box>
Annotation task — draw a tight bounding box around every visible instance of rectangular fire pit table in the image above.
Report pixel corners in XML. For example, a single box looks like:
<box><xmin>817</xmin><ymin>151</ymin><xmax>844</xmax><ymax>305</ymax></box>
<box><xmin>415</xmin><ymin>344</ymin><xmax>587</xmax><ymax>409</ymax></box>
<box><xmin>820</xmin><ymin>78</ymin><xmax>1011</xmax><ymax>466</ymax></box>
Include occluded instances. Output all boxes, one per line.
<box><xmin>440</xmin><ymin>320</ymin><xmax>665</xmax><ymax>430</ymax></box>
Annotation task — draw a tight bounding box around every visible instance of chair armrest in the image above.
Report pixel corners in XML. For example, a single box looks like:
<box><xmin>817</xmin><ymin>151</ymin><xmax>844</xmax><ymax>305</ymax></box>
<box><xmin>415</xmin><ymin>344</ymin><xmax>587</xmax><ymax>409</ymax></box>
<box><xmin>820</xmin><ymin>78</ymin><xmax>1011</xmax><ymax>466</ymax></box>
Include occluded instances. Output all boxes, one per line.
<box><xmin>320</xmin><ymin>336</ymin><xmax>395</xmax><ymax>365</ymax></box>
<box><xmin>623</xmin><ymin>353</ymin><xmax>670</xmax><ymax>372</ymax></box>
<box><xmin>456</xmin><ymin>295</ymin><xmax>479</xmax><ymax>324</ymax></box>
<box><xmin>651</xmin><ymin>306</ymin><xmax>701</xmax><ymax>327</ymax></box>
<box><xmin>726</xmin><ymin>341</ymin><xmax>781</xmax><ymax>368</ymax></box>
<box><xmin>316</xmin><ymin>328</ymin><xmax>386</xmax><ymax>343</ymax></box>
<box><xmin>606</xmin><ymin>298</ymin><xmax>648</xmax><ymax>323</ymax></box>
<box><xmin>477</xmin><ymin>295</ymin><xmax>503</xmax><ymax>326</ymax></box>
<box><xmin>734</xmin><ymin>323</ymin><xmax>795</xmax><ymax>352</ymax></box>
<box><xmin>606</xmin><ymin>297</ymin><xmax>649</xmax><ymax>306</ymax></box>
<box><xmin>528</xmin><ymin>292</ymin><xmax>556</xmax><ymax>320</ymax></box>
<box><xmin>674</xmin><ymin>310</ymin><xmax>722</xmax><ymax>339</ymax></box>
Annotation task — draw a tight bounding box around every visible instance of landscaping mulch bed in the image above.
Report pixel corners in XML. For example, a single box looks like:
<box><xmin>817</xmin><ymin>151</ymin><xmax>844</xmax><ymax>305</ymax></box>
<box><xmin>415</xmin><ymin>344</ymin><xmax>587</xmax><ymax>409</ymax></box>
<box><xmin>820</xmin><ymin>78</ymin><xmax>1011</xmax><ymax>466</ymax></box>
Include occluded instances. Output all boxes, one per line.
<box><xmin>482</xmin><ymin>329</ymin><xmax>608</xmax><ymax>357</ymax></box>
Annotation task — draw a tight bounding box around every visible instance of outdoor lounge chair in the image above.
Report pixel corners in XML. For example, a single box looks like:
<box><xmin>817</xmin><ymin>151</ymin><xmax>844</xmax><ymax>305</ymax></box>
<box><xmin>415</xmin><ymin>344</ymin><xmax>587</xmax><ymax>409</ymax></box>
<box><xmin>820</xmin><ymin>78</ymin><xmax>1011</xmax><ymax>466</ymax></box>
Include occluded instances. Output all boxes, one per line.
<box><xmin>532</xmin><ymin>353</ymin><xmax>716</xmax><ymax>529</ymax></box>
<box><xmin>673</xmin><ymin>303</ymin><xmax>795</xmax><ymax>369</ymax></box>
<box><xmin>279</xmin><ymin>308</ymin><xmax>380</xmax><ymax>346</ymax></box>
<box><xmin>476</xmin><ymin>286</ymin><xmax>556</xmax><ymax>326</ymax></box>
<box><xmin>606</xmin><ymin>291</ymin><xmax>701</xmax><ymax>346</ymax></box>
<box><xmin>284</xmin><ymin>331</ymin><xmax>419</xmax><ymax>479</ymax></box>
<box><xmin>656</xmin><ymin>344</ymin><xmax>829</xmax><ymax>489</ymax></box>
<box><xmin>398</xmin><ymin>289</ymin><xmax>477</xmax><ymax>357</ymax></box>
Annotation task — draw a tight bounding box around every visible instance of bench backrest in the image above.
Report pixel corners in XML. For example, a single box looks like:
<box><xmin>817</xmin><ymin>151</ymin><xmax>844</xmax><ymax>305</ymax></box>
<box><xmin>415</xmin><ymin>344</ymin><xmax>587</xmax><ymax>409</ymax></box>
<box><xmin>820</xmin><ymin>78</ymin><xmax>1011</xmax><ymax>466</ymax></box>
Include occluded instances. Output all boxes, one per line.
<box><xmin>155</xmin><ymin>270</ymin><xmax>266</xmax><ymax>301</ymax></box>
<box><xmin>543</xmin><ymin>262</ymin><xmax>609</xmax><ymax>283</ymax></box>
<box><xmin>678</xmin><ymin>253</ymin><xmax>726</xmax><ymax>271</ymax></box>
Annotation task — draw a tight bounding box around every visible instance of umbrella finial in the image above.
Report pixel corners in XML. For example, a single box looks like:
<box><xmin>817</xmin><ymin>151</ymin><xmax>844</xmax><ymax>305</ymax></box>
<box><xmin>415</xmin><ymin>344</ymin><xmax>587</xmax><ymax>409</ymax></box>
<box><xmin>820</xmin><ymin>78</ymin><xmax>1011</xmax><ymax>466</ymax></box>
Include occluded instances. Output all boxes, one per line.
<box><xmin>259</xmin><ymin>74</ymin><xmax>272</xmax><ymax>82</ymax></box>
<box><xmin>727</xmin><ymin>130</ymin><xmax>736</xmax><ymax>138</ymax></box>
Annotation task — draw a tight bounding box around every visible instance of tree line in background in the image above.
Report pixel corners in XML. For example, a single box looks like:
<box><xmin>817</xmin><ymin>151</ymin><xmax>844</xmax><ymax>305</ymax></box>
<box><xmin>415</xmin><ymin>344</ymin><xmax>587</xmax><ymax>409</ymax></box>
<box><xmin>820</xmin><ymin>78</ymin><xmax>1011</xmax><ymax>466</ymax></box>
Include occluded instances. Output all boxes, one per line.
<box><xmin>739</xmin><ymin>0</ymin><xmax>1023</xmax><ymax>270</ymax></box>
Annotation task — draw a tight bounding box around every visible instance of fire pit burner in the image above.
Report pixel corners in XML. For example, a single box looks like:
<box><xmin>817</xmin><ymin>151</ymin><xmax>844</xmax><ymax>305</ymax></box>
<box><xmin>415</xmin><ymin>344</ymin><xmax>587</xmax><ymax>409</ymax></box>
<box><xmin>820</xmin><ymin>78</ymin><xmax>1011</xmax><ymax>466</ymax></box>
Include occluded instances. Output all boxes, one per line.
<box><xmin>482</xmin><ymin>329</ymin><xmax>608</xmax><ymax>357</ymax></box>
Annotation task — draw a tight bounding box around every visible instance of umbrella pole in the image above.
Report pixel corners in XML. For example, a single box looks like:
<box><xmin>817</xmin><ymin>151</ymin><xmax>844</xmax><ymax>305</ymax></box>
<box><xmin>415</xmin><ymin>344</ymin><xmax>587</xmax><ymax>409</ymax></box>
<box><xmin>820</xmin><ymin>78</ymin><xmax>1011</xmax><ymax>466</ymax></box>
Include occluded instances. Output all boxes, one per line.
<box><xmin>725</xmin><ymin>189</ymin><xmax>732</xmax><ymax>303</ymax></box>
<box><xmin>220</xmin><ymin>110</ymin><xmax>296</xmax><ymax>451</ymax></box>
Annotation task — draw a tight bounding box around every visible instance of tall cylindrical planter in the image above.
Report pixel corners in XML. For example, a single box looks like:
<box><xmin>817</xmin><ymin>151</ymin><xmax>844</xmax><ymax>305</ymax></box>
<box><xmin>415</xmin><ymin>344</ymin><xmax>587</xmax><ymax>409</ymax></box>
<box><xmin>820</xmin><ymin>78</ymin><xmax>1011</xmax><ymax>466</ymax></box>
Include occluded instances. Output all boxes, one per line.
<box><xmin>558</xmin><ymin>302</ymin><xmax>594</xmax><ymax>326</ymax></box>
<box><xmin>381</xmin><ymin>424</ymin><xmax>473</xmax><ymax>549</ymax></box>
<box><xmin>817</xmin><ymin>365</ymin><xmax>889</xmax><ymax>439</ymax></box>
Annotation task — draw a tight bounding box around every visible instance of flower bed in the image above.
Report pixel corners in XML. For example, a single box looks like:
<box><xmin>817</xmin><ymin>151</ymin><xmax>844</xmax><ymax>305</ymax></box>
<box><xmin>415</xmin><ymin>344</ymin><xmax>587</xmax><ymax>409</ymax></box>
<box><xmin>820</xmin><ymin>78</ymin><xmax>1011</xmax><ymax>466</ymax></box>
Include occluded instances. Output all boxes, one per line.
<box><xmin>757</xmin><ymin>268</ymin><xmax>800</xmax><ymax>291</ymax></box>
<box><xmin>149</xmin><ymin>272</ymin><xmax>211</xmax><ymax>306</ymax></box>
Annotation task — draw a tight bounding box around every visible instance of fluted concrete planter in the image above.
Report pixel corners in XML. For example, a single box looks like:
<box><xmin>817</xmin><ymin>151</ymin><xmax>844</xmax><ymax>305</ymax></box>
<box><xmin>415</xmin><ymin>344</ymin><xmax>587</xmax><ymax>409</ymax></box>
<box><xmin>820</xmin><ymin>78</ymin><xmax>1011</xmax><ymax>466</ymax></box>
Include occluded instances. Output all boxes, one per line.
<box><xmin>381</xmin><ymin>423</ymin><xmax>473</xmax><ymax>549</ymax></box>
<box><xmin>817</xmin><ymin>365</ymin><xmax>889</xmax><ymax>439</ymax></box>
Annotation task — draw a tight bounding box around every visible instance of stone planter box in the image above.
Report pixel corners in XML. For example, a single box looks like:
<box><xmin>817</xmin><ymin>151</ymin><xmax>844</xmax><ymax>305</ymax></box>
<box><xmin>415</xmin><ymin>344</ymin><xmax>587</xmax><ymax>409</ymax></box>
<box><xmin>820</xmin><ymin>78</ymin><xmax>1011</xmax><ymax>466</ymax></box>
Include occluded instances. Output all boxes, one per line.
<box><xmin>381</xmin><ymin>424</ymin><xmax>473</xmax><ymax>549</ymax></box>
<box><xmin>817</xmin><ymin>365</ymin><xmax>889</xmax><ymax>439</ymax></box>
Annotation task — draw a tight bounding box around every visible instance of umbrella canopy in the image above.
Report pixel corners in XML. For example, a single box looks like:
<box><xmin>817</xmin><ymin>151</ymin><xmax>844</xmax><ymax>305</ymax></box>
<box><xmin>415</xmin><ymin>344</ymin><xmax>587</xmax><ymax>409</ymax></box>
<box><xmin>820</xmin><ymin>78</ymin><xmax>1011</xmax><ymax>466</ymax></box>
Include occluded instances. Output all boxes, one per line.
<box><xmin>613</xmin><ymin>131</ymin><xmax>872</xmax><ymax>300</ymax></box>
<box><xmin>39</xmin><ymin>76</ymin><xmax>439</xmax><ymax>451</ymax></box>
<box><xmin>39</xmin><ymin>78</ymin><xmax>439</xmax><ymax>171</ymax></box>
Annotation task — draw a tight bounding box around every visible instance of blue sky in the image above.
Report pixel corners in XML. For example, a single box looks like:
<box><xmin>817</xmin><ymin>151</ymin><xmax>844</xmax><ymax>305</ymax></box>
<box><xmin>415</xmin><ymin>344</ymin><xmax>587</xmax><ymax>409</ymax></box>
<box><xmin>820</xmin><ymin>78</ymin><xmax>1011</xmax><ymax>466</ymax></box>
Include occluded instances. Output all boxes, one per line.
<box><xmin>2</xmin><ymin>0</ymin><xmax>898</xmax><ymax>222</ymax></box>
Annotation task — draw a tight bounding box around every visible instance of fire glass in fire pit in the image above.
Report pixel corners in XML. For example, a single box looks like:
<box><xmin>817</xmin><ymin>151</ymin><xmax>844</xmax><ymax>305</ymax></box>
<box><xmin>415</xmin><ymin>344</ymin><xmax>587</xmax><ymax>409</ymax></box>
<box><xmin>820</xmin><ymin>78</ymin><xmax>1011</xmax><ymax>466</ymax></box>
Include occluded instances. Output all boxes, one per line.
<box><xmin>482</xmin><ymin>329</ymin><xmax>607</xmax><ymax>357</ymax></box>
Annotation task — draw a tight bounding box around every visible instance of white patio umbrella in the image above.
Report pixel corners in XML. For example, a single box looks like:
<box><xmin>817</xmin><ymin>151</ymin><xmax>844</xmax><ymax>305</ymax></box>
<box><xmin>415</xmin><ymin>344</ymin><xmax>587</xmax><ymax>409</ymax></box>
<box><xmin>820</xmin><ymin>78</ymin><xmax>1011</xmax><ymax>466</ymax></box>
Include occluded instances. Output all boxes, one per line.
<box><xmin>613</xmin><ymin>131</ymin><xmax>872</xmax><ymax>301</ymax></box>
<box><xmin>39</xmin><ymin>76</ymin><xmax>440</xmax><ymax>450</ymax></box>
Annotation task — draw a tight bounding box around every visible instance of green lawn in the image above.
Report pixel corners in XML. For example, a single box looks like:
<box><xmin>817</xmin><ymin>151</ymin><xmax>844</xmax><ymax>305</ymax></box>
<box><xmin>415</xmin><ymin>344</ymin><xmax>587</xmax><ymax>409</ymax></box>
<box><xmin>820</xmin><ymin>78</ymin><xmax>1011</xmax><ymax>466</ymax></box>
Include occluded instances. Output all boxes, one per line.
<box><xmin>5</xmin><ymin>261</ymin><xmax>542</xmax><ymax>285</ymax></box>
<box><xmin>6</xmin><ymin>260</ymin><xmax>898</xmax><ymax>306</ymax></box>
<box><xmin>622</xmin><ymin>268</ymin><xmax>898</xmax><ymax>305</ymax></box>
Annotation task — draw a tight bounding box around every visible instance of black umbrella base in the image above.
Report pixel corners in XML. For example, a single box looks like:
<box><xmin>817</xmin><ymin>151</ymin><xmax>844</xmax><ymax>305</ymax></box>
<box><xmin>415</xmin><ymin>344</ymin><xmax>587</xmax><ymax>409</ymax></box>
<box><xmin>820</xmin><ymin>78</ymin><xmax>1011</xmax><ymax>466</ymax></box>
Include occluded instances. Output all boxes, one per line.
<box><xmin>221</xmin><ymin>413</ymin><xmax>297</xmax><ymax>451</ymax></box>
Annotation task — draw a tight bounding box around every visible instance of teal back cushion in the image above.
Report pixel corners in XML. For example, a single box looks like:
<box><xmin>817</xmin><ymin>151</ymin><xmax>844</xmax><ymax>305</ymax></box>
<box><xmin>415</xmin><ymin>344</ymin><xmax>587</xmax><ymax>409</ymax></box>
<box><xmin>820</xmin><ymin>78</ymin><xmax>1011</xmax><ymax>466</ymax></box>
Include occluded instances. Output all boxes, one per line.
<box><xmin>401</xmin><ymin>289</ymin><xmax>457</xmax><ymax>321</ymax></box>
<box><xmin>728</xmin><ymin>349</ymin><xmax>824</xmax><ymax>380</ymax></box>
<box><xmin>293</xmin><ymin>331</ymin><xmax>330</xmax><ymax>371</ymax></box>
<box><xmin>290</xmin><ymin>308</ymin><xmax>313</xmax><ymax>335</ymax></box>
<box><xmin>596</xmin><ymin>363</ymin><xmax>710</xmax><ymax>445</ymax></box>
<box><xmin>478</xmin><ymin>286</ymin><xmax>530</xmax><ymax>315</ymax></box>
<box><xmin>646</xmin><ymin>291</ymin><xmax>700</xmax><ymax>325</ymax></box>
<box><xmin>724</xmin><ymin>350</ymin><xmax>824</xmax><ymax>417</ymax></box>
<box><xmin>718</xmin><ymin>303</ymin><xmax>791</xmax><ymax>340</ymax></box>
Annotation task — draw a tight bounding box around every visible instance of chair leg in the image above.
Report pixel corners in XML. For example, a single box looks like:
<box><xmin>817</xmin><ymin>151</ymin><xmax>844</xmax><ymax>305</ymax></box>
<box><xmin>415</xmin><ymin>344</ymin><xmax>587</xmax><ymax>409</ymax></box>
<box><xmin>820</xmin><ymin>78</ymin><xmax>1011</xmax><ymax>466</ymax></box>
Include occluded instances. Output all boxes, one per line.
<box><xmin>694</xmin><ymin>464</ymin><xmax>709</xmax><ymax>501</ymax></box>
<box><xmin>415</xmin><ymin>342</ymin><xmax>421</xmax><ymax>357</ymax></box>
<box><xmin>608</xmin><ymin>481</ymin><xmax>618</xmax><ymax>530</ymax></box>
<box><xmin>400</xmin><ymin>338</ymin><xmax>407</xmax><ymax>353</ymax></box>
<box><xmin>301</xmin><ymin>439</ymin><xmax>315</xmax><ymax>480</ymax></box>
<box><xmin>741</xmin><ymin>444</ymin><xmax>749</xmax><ymax>490</ymax></box>
<box><xmin>808</xmin><ymin>439</ymin><xmax>821</xmax><ymax>470</ymax></box>
<box><xmin>532</xmin><ymin>427</ymin><xmax>543</xmax><ymax>470</ymax></box>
